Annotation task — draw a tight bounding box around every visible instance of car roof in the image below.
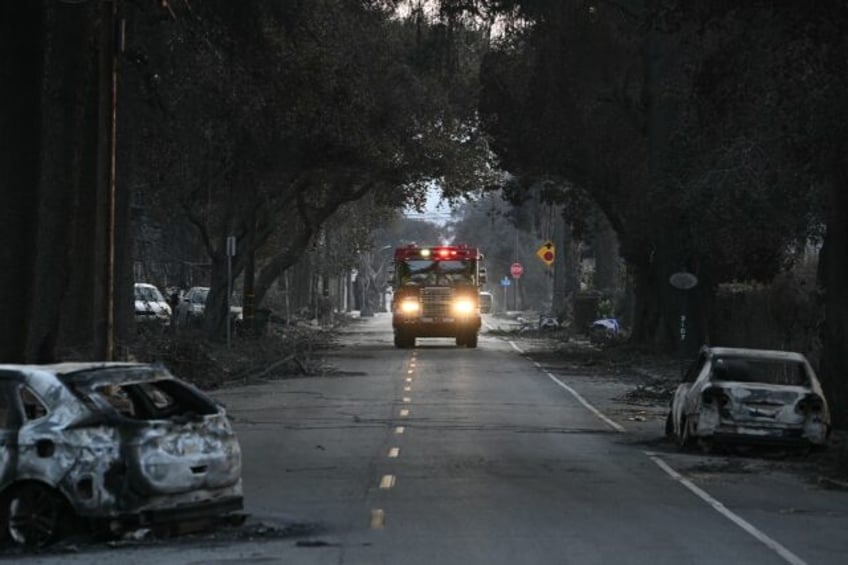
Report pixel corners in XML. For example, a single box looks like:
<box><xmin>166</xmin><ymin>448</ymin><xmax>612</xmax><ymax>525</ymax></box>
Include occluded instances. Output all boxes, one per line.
<box><xmin>0</xmin><ymin>362</ymin><xmax>170</xmax><ymax>385</ymax></box>
<box><xmin>705</xmin><ymin>346</ymin><xmax>808</xmax><ymax>363</ymax></box>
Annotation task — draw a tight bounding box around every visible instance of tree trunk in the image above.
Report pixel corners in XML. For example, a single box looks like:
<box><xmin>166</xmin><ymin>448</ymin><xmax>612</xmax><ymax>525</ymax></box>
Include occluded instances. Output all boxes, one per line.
<box><xmin>243</xmin><ymin>231</ymin><xmax>256</xmax><ymax>333</ymax></box>
<box><xmin>204</xmin><ymin>251</ymin><xmax>230</xmax><ymax>341</ymax></box>
<box><xmin>629</xmin><ymin>238</ymin><xmax>710</xmax><ymax>356</ymax></box>
<box><xmin>819</xmin><ymin>159</ymin><xmax>848</xmax><ymax>428</ymax></box>
<box><xmin>551</xmin><ymin>207</ymin><xmax>567</xmax><ymax>316</ymax></box>
<box><xmin>0</xmin><ymin>3</ymin><xmax>42</xmax><ymax>362</ymax></box>
<box><xmin>593</xmin><ymin>216</ymin><xmax>620</xmax><ymax>295</ymax></box>
<box><xmin>2</xmin><ymin>2</ymin><xmax>108</xmax><ymax>363</ymax></box>
<box><xmin>253</xmin><ymin>225</ymin><xmax>315</xmax><ymax>307</ymax></box>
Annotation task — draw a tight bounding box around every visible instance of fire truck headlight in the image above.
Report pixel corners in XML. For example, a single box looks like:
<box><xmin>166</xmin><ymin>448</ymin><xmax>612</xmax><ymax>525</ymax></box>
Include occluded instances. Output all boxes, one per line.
<box><xmin>453</xmin><ymin>299</ymin><xmax>475</xmax><ymax>315</ymax></box>
<box><xmin>399</xmin><ymin>300</ymin><xmax>420</xmax><ymax>314</ymax></box>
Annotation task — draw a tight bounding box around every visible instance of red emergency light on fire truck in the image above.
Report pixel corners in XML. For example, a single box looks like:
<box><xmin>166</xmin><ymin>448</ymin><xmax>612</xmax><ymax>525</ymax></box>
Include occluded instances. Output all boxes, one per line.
<box><xmin>390</xmin><ymin>244</ymin><xmax>487</xmax><ymax>349</ymax></box>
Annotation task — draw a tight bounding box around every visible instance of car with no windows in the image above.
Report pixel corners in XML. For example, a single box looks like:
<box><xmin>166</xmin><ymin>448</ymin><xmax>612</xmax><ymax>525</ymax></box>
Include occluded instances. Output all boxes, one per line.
<box><xmin>667</xmin><ymin>346</ymin><xmax>831</xmax><ymax>451</ymax></box>
<box><xmin>0</xmin><ymin>362</ymin><xmax>242</xmax><ymax>547</ymax></box>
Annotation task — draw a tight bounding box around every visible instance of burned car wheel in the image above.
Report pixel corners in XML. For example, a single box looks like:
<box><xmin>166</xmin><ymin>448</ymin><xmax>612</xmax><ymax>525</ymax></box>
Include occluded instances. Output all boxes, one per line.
<box><xmin>4</xmin><ymin>483</ymin><xmax>69</xmax><ymax>547</ymax></box>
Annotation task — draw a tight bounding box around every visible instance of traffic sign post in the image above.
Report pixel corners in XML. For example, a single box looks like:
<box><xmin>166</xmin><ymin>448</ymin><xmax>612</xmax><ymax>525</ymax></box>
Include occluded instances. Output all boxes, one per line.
<box><xmin>226</xmin><ymin>236</ymin><xmax>236</xmax><ymax>348</ymax></box>
<box><xmin>509</xmin><ymin>263</ymin><xmax>522</xmax><ymax>310</ymax></box>
<box><xmin>500</xmin><ymin>276</ymin><xmax>511</xmax><ymax>312</ymax></box>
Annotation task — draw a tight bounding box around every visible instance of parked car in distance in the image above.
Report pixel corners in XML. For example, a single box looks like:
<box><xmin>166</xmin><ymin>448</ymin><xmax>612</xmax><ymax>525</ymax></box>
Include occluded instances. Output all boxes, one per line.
<box><xmin>479</xmin><ymin>291</ymin><xmax>493</xmax><ymax>314</ymax></box>
<box><xmin>175</xmin><ymin>286</ymin><xmax>209</xmax><ymax>328</ymax></box>
<box><xmin>667</xmin><ymin>346</ymin><xmax>830</xmax><ymax>451</ymax></box>
<box><xmin>0</xmin><ymin>362</ymin><xmax>243</xmax><ymax>547</ymax></box>
<box><xmin>175</xmin><ymin>286</ymin><xmax>244</xmax><ymax>328</ymax></box>
<box><xmin>134</xmin><ymin>283</ymin><xmax>172</xmax><ymax>326</ymax></box>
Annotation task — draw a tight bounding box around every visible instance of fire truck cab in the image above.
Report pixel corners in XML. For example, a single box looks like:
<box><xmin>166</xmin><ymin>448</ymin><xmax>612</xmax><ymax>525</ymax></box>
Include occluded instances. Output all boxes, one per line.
<box><xmin>390</xmin><ymin>244</ymin><xmax>487</xmax><ymax>348</ymax></box>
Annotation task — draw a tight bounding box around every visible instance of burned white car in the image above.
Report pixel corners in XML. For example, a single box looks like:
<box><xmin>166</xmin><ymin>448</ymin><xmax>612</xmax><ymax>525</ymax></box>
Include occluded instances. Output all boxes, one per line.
<box><xmin>667</xmin><ymin>346</ymin><xmax>830</xmax><ymax>450</ymax></box>
<box><xmin>0</xmin><ymin>363</ymin><xmax>242</xmax><ymax>547</ymax></box>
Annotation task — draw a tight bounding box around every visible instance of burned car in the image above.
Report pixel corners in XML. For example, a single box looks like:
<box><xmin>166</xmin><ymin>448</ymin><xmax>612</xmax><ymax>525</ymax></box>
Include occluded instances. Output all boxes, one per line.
<box><xmin>0</xmin><ymin>363</ymin><xmax>242</xmax><ymax>547</ymax></box>
<box><xmin>667</xmin><ymin>346</ymin><xmax>830</xmax><ymax>451</ymax></box>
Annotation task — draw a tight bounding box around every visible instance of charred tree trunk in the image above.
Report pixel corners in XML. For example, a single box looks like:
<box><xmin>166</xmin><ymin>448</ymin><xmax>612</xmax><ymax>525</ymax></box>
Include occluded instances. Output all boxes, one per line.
<box><xmin>0</xmin><ymin>3</ymin><xmax>42</xmax><ymax>362</ymax></box>
<box><xmin>629</xmin><ymin>237</ymin><xmax>710</xmax><ymax>356</ymax></box>
<box><xmin>819</xmin><ymin>155</ymin><xmax>848</xmax><ymax>428</ymax></box>
<box><xmin>204</xmin><ymin>249</ymin><xmax>230</xmax><ymax>341</ymax></box>
<box><xmin>1</xmin><ymin>2</ymin><xmax>112</xmax><ymax>362</ymax></box>
<box><xmin>593</xmin><ymin>217</ymin><xmax>620</xmax><ymax>295</ymax></box>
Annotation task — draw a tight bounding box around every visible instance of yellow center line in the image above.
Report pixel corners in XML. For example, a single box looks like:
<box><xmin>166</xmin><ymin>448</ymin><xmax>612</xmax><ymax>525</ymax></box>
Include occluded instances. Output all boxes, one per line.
<box><xmin>388</xmin><ymin>447</ymin><xmax>400</xmax><ymax>458</ymax></box>
<box><xmin>399</xmin><ymin>409</ymin><xmax>409</xmax><ymax>417</ymax></box>
<box><xmin>395</xmin><ymin>426</ymin><xmax>405</xmax><ymax>434</ymax></box>
<box><xmin>379</xmin><ymin>474</ymin><xmax>396</xmax><ymax>489</ymax></box>
<box><xmin>370</xmin><ymin>509</ymin><xmax>385</xmax><ymax>529</ymax></box>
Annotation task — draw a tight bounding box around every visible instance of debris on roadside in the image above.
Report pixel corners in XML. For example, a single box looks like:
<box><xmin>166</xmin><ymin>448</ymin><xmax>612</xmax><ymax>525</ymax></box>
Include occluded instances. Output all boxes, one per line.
<box><xmin>620</xmin><ymin>381</ymin><xmax>675</xmax><ymax>406</ymax></box>
<box><xmin>128</xmin><ymin>323</ymin><xmax>338</xmax><ymax>390</ymax></box>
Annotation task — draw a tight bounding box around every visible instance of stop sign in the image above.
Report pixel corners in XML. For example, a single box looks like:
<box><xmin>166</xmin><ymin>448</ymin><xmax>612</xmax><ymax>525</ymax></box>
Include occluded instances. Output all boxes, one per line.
<box><xmin>510</xmin><ymin>262</ymin><xmax>523</xmax><ymax>278</ymax></box>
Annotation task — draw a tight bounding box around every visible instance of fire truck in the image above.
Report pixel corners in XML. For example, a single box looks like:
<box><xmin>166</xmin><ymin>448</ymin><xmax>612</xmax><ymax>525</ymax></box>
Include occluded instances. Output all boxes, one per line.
<box><xmin>390</xmin><ymin>244</ymin><xmax>487</xmax><ymax>348</ymax></box>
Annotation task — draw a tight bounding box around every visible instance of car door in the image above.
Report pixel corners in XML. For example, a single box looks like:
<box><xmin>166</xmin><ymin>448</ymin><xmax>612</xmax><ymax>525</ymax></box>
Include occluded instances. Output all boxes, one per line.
<box><xmin>672</xmin><ymin>351</ymin><xmax>708</xmax><ymax>433</ymax></box>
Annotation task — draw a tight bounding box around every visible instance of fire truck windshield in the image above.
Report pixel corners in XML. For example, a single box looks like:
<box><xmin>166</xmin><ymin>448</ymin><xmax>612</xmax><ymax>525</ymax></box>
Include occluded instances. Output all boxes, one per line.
<box><xmin>399</xmin><ymin>260</ymin><xmax>475</xmax><ymax>286</ymax></box>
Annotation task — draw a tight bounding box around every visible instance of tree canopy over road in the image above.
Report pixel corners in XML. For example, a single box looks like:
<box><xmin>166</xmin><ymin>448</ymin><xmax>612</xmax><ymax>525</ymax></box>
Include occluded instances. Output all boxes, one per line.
<box><xmin>1</xmin><ymin>0</ymin><xmax>846</xmax><ymax>424</ymax></box>
<box><xmin>473</xmin><ymin>0</ymin><xmax>848</xmax><ymax>424</ymax></box>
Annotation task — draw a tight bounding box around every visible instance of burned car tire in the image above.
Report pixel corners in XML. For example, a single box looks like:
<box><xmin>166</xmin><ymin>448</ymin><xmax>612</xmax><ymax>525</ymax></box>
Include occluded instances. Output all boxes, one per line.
<box><xmin>2</xmin><ymin>483</ymin><xmax>70</xmax><ymax>547</ymax></box>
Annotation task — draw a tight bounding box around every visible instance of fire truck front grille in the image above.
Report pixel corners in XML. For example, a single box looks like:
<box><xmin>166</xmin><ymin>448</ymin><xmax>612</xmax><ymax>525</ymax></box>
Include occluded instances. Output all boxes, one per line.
<box><xmin>421</xmin><ymin>287</ymin><xmax>453</xmax><ymax>317</ymax></box>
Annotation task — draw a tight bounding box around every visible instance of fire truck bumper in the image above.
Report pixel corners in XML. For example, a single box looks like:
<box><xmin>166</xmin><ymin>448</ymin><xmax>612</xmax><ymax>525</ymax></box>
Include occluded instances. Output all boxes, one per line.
<box><xmin>392</xmin><ymin>316</ymin><xmax>481</xmax><ymax>337</ymax></box>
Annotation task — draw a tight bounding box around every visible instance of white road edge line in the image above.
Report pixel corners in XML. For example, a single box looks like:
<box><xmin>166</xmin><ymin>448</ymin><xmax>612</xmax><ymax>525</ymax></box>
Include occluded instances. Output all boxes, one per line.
<box><xmin>546</xmin><ymin>371</ymin><xmax>625</xmax><ymax>433</ymax></box>
<box><xmin>509</xmin><ymin>340</ymin><xmax>625</xmax><ymax>433</ymax></box>
<box><xmin>645</xmin><ymin>451</ymin><xmax>808</xmax><ymax>565</ymax></box>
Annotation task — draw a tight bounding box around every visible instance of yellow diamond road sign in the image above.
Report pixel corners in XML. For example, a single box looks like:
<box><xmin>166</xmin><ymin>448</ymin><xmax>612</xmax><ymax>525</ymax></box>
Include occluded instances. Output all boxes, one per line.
<box><xmin>536</xmin><ymin>240</ymin><xmax>555</xmax><ymax>267</ymax></box>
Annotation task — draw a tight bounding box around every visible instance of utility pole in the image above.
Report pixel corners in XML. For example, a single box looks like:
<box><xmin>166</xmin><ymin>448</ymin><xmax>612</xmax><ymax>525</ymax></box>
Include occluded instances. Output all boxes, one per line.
<box><xmin>95</xmin><ymin>0</ymin><xmax>120</xmax><ymax>360</ymax></box>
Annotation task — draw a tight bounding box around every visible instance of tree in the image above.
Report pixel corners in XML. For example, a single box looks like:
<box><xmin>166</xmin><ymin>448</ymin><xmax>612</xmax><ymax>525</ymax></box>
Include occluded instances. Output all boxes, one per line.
<box><xmin>449</xmin><ymin>191</ymin><xmax>554</xmax><ymax>311</ymax></box>
<box><xmin>1</xmin><ymin>1</ymin><xmax>133</xmax><ymax>362</ymax></box>
<box><xmin>476</xmin><ymin>1</ymin><xmax>824</xmax><ymax>349</ymax></box>
<box><xmin>123</xmin><ymin>0</ymin><xmax>495</xmax><ymax>339</ymax></box>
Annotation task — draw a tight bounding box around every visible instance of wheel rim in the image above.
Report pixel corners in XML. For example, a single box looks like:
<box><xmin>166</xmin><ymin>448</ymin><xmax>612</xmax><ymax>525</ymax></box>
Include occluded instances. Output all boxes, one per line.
<box><xmin>8</xmin><ymin>485</ymin><xmax>61</xmax><ymax>547</ymax></box>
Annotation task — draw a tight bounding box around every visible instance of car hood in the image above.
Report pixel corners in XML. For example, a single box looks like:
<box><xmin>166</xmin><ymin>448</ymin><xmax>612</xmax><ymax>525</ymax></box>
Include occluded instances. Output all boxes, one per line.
<box><xmin>135</xmin><ymin>300</ymin><xmax>172</xmax><ymax>316</ymax></box>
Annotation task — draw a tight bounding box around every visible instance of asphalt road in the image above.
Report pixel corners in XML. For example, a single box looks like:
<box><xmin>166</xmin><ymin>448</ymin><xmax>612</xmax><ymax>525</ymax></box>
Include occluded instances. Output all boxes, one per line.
<box><xmin>20</xmin><ymin>313</ymin><xmax>848</xmax><ymax>564</ymax></box>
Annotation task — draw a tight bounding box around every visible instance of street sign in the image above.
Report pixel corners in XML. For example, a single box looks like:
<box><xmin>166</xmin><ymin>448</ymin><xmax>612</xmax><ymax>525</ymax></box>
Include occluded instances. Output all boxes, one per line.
<box><xmin>669</xmin><ymin>271</ymin><xmax>698</xmax><ymax>290</ymax></box>
<box><xmin>510</xmin><ymin>262</ymin><xmax>523</xmax><ymax>278</ymax></box>
<box><xmin>500</xmin><ymin>276</ymin><xmax>511</xmax><ymax>287</ymax></box>
<box><xmin>536</xmin><ymin>240</ymin><xmax>555</xmax><ymax>267</ymax></box>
